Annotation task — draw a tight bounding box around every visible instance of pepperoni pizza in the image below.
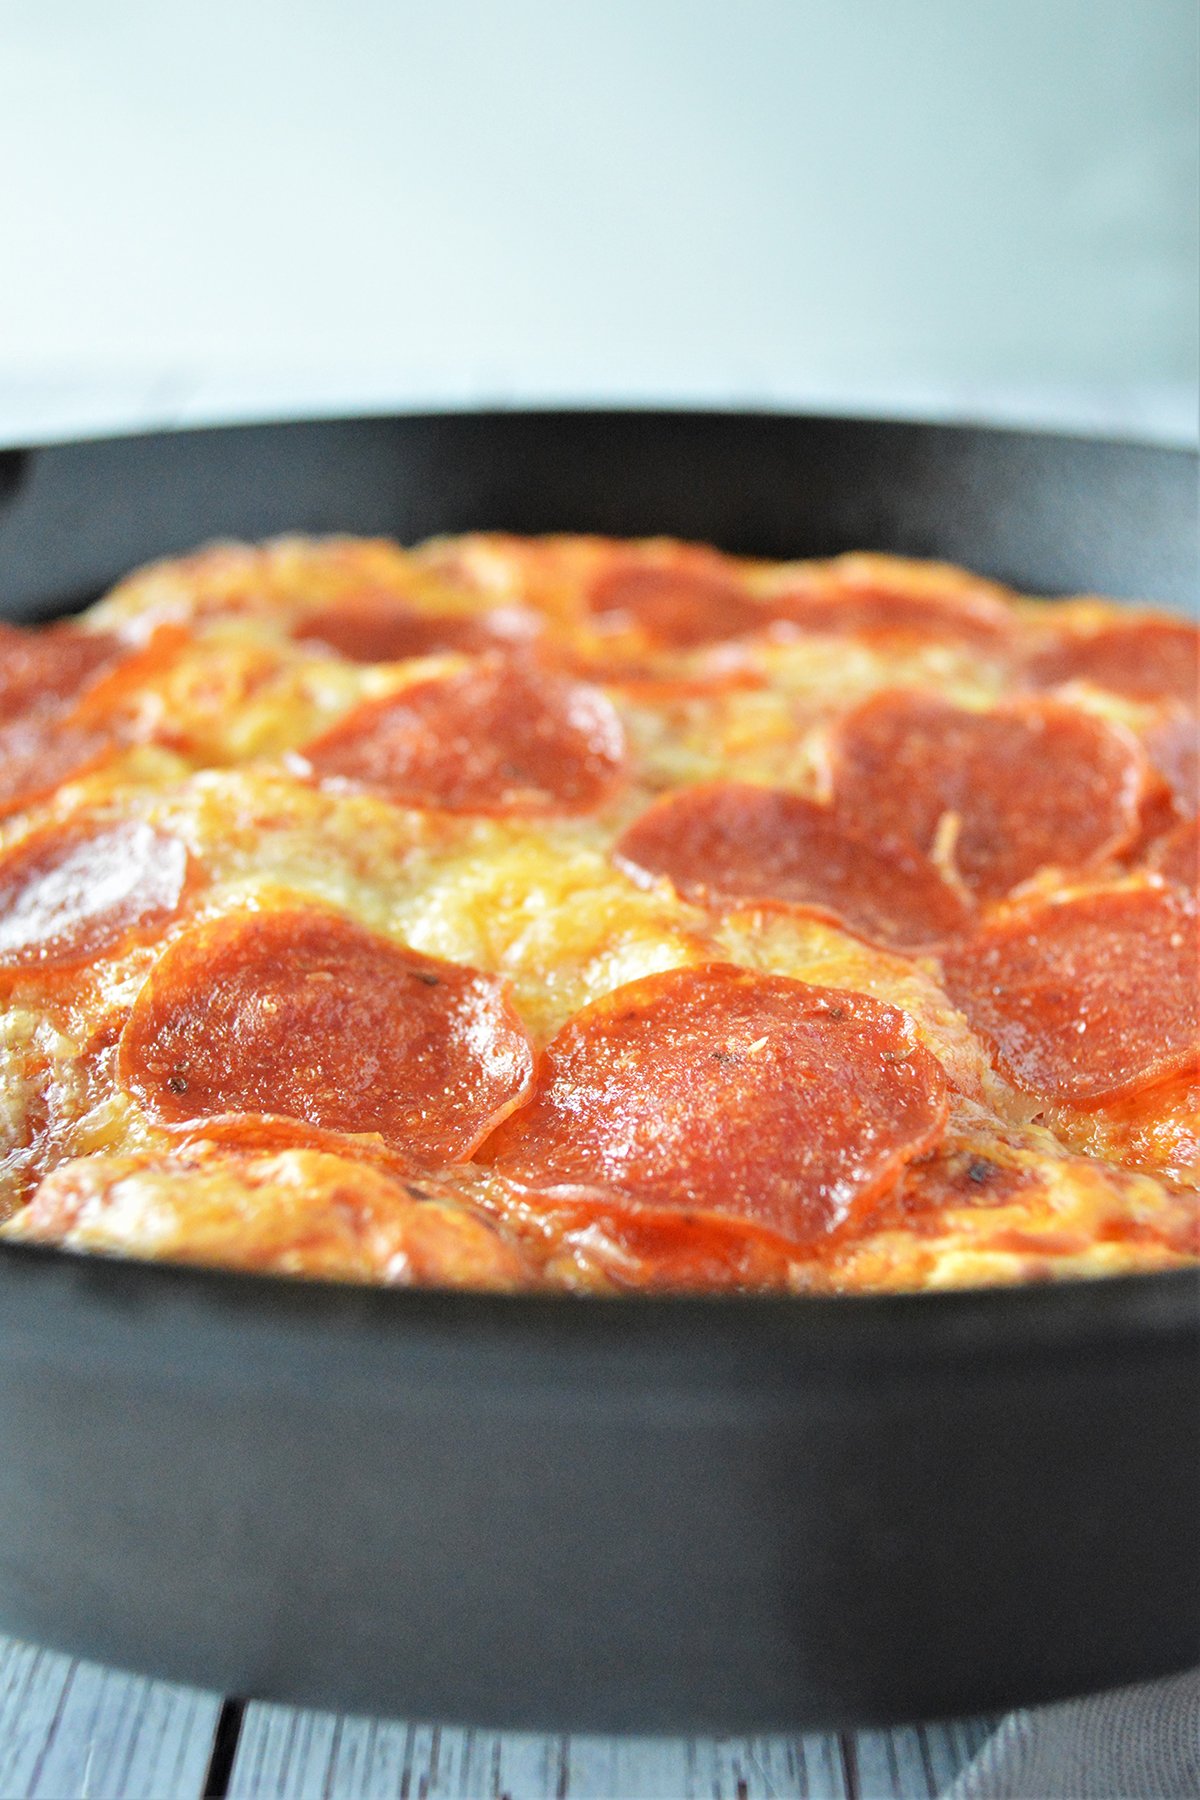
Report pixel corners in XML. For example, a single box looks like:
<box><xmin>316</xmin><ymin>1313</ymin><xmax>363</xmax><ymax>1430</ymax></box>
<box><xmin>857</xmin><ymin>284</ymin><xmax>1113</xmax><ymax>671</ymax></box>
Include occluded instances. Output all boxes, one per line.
<box><xmin>0</xmin><ymin>535</ymin><xmax>1195</xmax><ymax>1293</ymax></box>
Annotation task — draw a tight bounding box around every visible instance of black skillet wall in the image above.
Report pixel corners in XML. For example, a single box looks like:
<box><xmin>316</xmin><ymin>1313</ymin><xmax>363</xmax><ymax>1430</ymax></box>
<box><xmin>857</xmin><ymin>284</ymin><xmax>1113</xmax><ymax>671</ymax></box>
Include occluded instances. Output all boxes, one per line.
<box><xmin>0</xmin><ymin>412</ymin><xmax>1196</xmax><ymax>624</ymax></box>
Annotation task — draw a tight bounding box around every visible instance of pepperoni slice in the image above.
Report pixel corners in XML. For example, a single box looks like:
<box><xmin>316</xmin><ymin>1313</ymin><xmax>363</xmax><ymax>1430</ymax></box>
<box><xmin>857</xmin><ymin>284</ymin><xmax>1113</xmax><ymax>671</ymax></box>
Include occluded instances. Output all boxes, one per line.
<box><xmin>293</xmin><ymin>654</ymin><xmax>627</xmax><ymax>815</ymax></box>
<box><xmin>0</xmin><ymin>621</ymin><xmax>124</xmax><ymax>725</ymax></box>
<box><xmin>67</xmin><ymin>622</ymin><xmax>195</xmax><ymax>726</ymax></box>
<box><xmin>1150</xmin><ymin>818</ymin><xmax>1199</xmax><ymax>895</ymax></box>
<box><xmin>119</xmin><ymin>907</ymin><xmax>535</xmax><ymax>1160</ymax></box>
<box><xmin>614</xmin><ymin>783</ymin><xmax>972</xmax><ymax>951</ymax></box>
<box><xmin>168</xmin><ymin>1111</ymin><xmax>422</xmax><ymax>1171</ymax></box>
<box><xmin>1144</xmin><ymin>711</ymin><xmax>1199</xmax><ymax>818</ymax></box>
<box><xmin>940</xmin><ymin>888</ymin><xmax>1200</xmax><ymax>1104</ymax></box>
<box><xmin>0</xmin><ymin>626</ymin><xmax>188</xmax><ymax>816</ymax></box>
<box><xmin>1025</xmin><ymin>617</ymin><xmax>1199</xmax><ymax>708</ymax></box>
<box><xmin>0</xmin><ymin>714</ymin><xmax>116</xmax><ymax>819</ymax></box>
<box><xmin>0</xmin><ymin>819</ymin><xmax>193</xmax><ymax>973</ymax></box>
<box><xmin>481</xmin><ymin>963</ymin><xmax>950</xmax><ymax>1243</ymax></box>
<box><xmin>586</xmin><ymin>564</ymin><xmax>770</xmax><ymax>648</ymax></box>
<box><xmin>506</xmin><ymin>1185</ymin><xmax>810</xmax><ymax>1290</ymax></box>
<box><xmin>293</xmin><ymin>600</ymin><xmax>538</xmax><ymax>664</ymax></box>
<box><xmin>772</xmin><ymin>578</ymin><xmax>1013</xmax><ymax>650</ymax></box>
<box><xmin>830</xmin><ymin>692</ymin><xmax>1146</xmax><ymax>900</ymax></box>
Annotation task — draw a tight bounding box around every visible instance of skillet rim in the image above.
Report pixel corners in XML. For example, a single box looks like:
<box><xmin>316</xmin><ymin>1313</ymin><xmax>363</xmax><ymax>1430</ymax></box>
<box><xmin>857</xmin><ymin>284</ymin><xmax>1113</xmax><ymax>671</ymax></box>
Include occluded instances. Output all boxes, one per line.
<box><xmin>0</xmin><ymin>1233</ymin><xmax>1196</xmax><ymax>1368</ymax></box>
<box><xmin>3</xmin><ymin>399</ymin><xmax>1198</xmax><ymax>458</ymax></box>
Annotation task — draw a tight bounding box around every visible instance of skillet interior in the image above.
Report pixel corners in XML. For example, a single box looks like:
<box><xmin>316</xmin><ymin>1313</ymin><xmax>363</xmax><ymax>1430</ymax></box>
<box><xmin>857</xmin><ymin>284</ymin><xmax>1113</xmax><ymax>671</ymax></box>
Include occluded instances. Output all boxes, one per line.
<box><xmin>0</xmin><ymin>410</ymin><xmax>1195</xmax><ymax>1731</ymax></box>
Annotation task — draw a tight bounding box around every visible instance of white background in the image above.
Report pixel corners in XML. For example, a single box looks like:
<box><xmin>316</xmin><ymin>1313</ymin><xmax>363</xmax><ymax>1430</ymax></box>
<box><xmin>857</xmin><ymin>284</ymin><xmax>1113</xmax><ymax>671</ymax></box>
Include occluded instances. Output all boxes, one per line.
<box><xmin>0</xmin><ymin>0</ymin><xmax>1196</xmax><ymax>443</ymax></box>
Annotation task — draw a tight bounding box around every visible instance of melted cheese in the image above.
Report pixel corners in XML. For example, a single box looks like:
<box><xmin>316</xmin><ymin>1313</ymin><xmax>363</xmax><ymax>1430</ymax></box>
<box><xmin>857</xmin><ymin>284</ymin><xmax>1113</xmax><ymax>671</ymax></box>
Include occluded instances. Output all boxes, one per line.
<box><xmin>1</xmin><ymin>535</ymin><xmax>1195</xmax><ymax>1290</ymax></box>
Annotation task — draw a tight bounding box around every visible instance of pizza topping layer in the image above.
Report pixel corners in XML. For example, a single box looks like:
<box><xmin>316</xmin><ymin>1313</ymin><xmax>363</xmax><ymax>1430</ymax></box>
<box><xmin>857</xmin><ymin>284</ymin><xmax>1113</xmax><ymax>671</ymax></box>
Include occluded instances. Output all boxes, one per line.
<box><xmin>1024</xmin><ymin>616</ymin><xmax>1199</xmax><ymax>708</ymax></box>
<box><xmin>118</xmin><ymin>907</ymin><xmax>536</xmax><ymax>1160</ymax></box>
<box><xmin>293</xmin><ymin>653</ymin><xmax>627</xmax><ymax>815</ymax></box>
<box><xmin>0</xmin><ymin>622</ymin><xmax>125</xmax><ymax>723</ymax></box>
<box><xmin>829</xmin><ymin>692</ymin><xmax>1147</xmax><ymax>900</ymax></box>
<box><xmin>614</xmin><ymin>782</ymin><xmax>972</xmax><ymax>950</ymax></box>
<box><xmin>171</xmin><ymin>1111</ymin><xmax>426</xmax><ymax>1172</ymax></box>
<box><xmin>0</xmin><ymin>532</ymin><xmax>1196</xmax><ymax>1295</ymax></box>
<box><xmin>0</xmin><ymin>625</ymin><xmax>202</xmax><ymax>820</ymax></box>
<box><xmin>941</xmin><ymin>887</ymin><xmax>1199</xmax><ymax>1104</ymax></box>
<box><xmin>293</xmin><ymin>599</ymin><xmax>538</xmax><ymax>664</ymax></box>
<box><xmin>1150</xmin><ymin>818</ymin><xmax>1198</xmax><ymax>894</ymax></box>
<box><xmin>14</xmin><ymin>1147</ymin><xmax>534</xmax><ymax>1288</ymax></box>
<box><xmin>769</xmin><ymin>569</ymin><xmax>1016</xmax><ymax>652</ymax></box>
<box><xmin>0</xmin><ymin>716</ymin><xmax>118</xmax><ymax>819</ymax></box>
<box><xmin>1144</xmin><ymin>711</ymin><xmax>1199</xmax><ymax>818</ymax></box>
<box><xmin>484</xmin><ymin>1182</ymin><xmax>814</xmax><ymax>1291</ymax></box>
<box><xmin>586</xmin><ymin>560</ymin><xmax>773</xmax><ymax>648</ymax></box>
<box><xmin>482</xmin><ymin>963</ymin><xmax>950</xmax><ymax>1243</ymax></box>
<box><xmin>0</xmin><ymin>819</ymin><xmax>193</xmax><ymax>975</ymax></box>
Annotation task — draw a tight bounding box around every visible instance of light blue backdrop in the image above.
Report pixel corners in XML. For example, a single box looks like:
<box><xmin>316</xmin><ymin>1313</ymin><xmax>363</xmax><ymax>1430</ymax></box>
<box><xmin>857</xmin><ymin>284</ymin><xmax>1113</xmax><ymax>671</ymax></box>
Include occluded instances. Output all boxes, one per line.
<box><xmin>0</xmin><ymin>0</ymin><xmax>1195</xmax><ymax>440</ymax></box>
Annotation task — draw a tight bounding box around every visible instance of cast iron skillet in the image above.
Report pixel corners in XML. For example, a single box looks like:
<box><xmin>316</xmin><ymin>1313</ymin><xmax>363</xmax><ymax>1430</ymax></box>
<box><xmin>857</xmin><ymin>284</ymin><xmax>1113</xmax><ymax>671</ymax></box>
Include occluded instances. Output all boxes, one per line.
<box><xmin>0</xmin><ymin>411</ymin><xmax>1195</xmax><ymax>1733</ymax></box>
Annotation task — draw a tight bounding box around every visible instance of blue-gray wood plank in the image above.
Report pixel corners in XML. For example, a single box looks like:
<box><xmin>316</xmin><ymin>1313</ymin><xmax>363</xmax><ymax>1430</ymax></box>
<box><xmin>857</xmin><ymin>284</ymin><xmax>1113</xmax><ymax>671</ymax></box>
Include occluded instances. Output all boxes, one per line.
<box><xmin>225</xmin><ymin>1703</ymin><xmax>997</xmax><ymax>1799</ymax></box>
<box><xmin>0</xmin><ymin>1634</ymin><xmax>994</xmax><ymax>1799</ymax></box>
<box><xmin>0</xmin><ymin>1636</ymin><xmax>222</xmax><ymax>1798</ymax></box>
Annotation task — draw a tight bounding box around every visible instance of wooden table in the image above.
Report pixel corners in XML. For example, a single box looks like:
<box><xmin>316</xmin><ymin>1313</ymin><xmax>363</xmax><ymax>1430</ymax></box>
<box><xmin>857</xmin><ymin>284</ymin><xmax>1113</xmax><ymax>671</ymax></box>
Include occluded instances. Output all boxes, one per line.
<box><xmin>0</xmin><ymin>1634</ymin><xmax>996</xmax><ymax>1799</ymax></box>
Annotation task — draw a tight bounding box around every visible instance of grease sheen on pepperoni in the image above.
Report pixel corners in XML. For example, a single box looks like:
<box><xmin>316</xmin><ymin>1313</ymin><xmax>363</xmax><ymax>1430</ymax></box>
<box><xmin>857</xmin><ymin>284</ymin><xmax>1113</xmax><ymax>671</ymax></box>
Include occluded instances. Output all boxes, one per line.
<box><xmin>481</xmin><ymin>963</ymin><xmax>950</xmax><ymax>1243</ymax></box>
<box><xmin>1025</xmin><ymin>618</ymin><xmax>1199</xmax><ymax>708</ymax></box>
<box><xmin>0</xmin><ymin>622</ymin><xmax>124</xmax><ymax>724</ymax></box>
<box><xmin>294</xmin><ymin>600</ymin><xmax>537</xmax><ymax>664</ymax></box>
<box><xmin>0</xmin><ymin>819</ymin><xmax>193</xmax><ymax>973</ymax></box>
<box><xmin>941</xmin><ymin>887</ymin><xmax>1200</xmax><ymax>1104</ymax></box>
<box><xmin>294</xmin><ymin>654</ymin><xmax>627</xmax><ymax>814</ymax></box>
<box><xmin>830</xmin><ymin>691</ymin><xmax>1146</xmax><ymax>900</ymax></box>
<box><xmin>119</xmin><ymin>907</ymin><xmax>536</xmax><ymax>1160</ymax></box>
<box><xmin>614</xmin><ymin>783</ymin><xmax>972</xmax><ymax>950</ymax></box>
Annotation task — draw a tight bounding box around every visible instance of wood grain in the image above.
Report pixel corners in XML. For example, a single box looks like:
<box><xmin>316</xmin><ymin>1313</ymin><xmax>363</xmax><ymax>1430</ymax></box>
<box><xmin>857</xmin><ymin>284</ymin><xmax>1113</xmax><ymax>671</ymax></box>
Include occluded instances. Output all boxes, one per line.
<box><xmin>226</xmin><ymin>1703</ymin><xmax>995</xmax><ymax>1799</ymax></box>
<box><xmin>0</xmin><ymin>1636</ymin><xmax>222</xmax><ymax>1799</ymax></box>
<box><xmin>0</xmin><ymin>1632</ymin><xmax>995</xmax><ymax>1799</ymax></box>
